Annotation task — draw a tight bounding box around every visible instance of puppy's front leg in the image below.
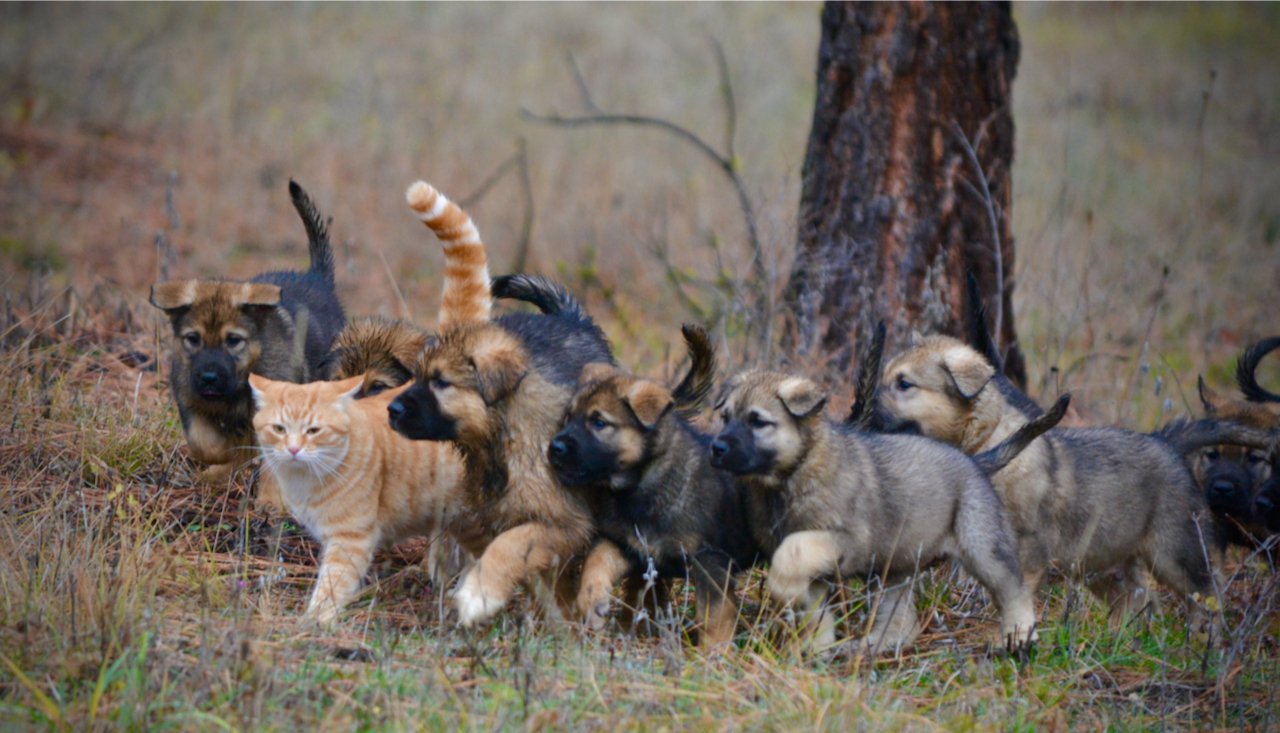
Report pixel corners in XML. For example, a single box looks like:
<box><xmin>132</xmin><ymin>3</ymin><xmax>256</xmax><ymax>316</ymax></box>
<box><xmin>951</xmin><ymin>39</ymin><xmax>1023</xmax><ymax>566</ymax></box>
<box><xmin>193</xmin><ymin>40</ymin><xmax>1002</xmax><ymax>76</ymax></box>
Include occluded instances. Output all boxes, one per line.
<box><xmin>576</xmin><ymin>539</ymin><xmax>635</xmax><ymax>630</ymax></box>
<box><xmin>768</xmin><ymin>530</ymin><xmax>844</xmax><ymax>651</ymax></box>
<box><xmin>454</xmin><ymin>522</ymin><xmax>578</xmax><ymax>626</ymax></box>
<box><xmin>306</xmin><ymin>532</ymin><xmax>376</xmax><ymax>625</ymax></box>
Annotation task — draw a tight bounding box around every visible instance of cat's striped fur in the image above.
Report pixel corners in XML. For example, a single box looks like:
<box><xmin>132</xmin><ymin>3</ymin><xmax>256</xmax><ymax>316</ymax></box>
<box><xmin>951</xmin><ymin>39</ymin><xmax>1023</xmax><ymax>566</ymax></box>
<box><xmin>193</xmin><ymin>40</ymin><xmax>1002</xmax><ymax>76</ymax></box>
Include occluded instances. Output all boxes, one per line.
<box><xmin>406</xmin><ymin>180</ymin><xmax>491</xmax><ymax>329</ymax></box>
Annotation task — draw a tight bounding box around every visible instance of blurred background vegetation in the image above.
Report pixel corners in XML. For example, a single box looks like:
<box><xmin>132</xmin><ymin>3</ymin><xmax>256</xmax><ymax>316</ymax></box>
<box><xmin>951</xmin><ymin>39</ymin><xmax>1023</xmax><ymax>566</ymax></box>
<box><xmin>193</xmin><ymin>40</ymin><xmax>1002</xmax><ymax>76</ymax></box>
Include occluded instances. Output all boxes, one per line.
<box><xmin>1</xmin><ymin>2</ymin><xmax>1277</xmax><ymax>415</ymax></box>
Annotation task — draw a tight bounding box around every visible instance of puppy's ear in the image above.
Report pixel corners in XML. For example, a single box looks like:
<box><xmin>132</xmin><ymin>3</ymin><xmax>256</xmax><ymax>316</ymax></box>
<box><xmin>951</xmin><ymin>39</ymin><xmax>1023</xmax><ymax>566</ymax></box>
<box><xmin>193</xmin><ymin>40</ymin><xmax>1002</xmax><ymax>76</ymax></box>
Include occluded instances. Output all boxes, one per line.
<box><xmin>622</xmin><ymin>380</ymin><xmax>673</xmax><ymax>430</ymax></box>
<box><xmin>777</xmin><ymin>377</ymin><xmax>827</xmax><ymax>418</ymax></box>
<box><xmin>1198</xmin><ymin>376</ymin><xmax>1221</xmax><ymax>417</ymax></box>
<box><xmin>941</xmin><ymin>347</ymin><xmax>995</xmax><ymax>402</ymax></box>
<box><xmin>471</xmin><ymin>339</ymin><xmax>527</xmax><ymax>405</ymax></box>
<box><xmin>579</xmin><ymin>361</ymin><xmax>618</xmax><ymax>388</ymax></box>
<box><xmin>150</xmin><ymin>281</ymin><xmax>197</xmax><ymax>312</ymax></box>
<box><xmin>234</xmin><ymin>283</ymin><xmax>282</xmax><ymax>307</ymax></box>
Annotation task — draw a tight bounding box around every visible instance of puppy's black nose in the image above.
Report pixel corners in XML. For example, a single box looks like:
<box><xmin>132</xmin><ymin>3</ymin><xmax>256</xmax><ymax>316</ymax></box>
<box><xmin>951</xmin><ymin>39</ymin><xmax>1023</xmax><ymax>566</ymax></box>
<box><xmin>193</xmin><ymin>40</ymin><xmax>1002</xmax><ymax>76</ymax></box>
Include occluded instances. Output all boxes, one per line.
<box><xmin>199</xmin><ymin>370</ymin><xmax>220</xmax><ymax>387</ymax></box>
<box><xmin>549</xmin><ymin>436</ymin><xmax>572</xmax><ymax>459</ymax></box>
<box><xmin>387</xmin><ymin>400</ymin><xmax>406</xmax><ymax>422</ymax></box>
<box><xmin>1212</xmin><ymin>479</ymin><xmax>1239</xmax><ymax>496</ymax></box>
<box><xmin>710</xmin><ymin>439</ymin><xmax>730</xmax><ymax>458</ymax></box>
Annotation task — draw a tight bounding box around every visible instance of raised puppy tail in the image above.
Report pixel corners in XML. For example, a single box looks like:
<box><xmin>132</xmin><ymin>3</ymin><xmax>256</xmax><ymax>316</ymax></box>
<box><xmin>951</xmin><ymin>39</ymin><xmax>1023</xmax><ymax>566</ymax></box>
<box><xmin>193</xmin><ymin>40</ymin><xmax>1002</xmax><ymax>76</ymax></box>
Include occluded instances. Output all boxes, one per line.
<box><xmin>966</xmin><ymin>271</ymin><xmax>1004</xmax><ymax>372</ymax></box>
<box><xmin>289</xmin><ymin>179</ymin><xmax>336</xmax><ymax>282</ymax></box>
<box><xmin>406</xmin><ymin>180</ymin><xmax>491</xmax><ymax>329</ymax></box>
<box><xmin>973</xmin><ymin>394</ymin><xmax>1070</xmax><ymax>475</ymax></box>
<box><xmin>672</xmin><ymin>324</ymin><xmax>716</xmax><ymax>418</ymax></box>
<box><xmin>490</xmin><ymin>274</ymin><xmax>589</xmax><ymax>321</ymax></box>
<box><xmin>1237</xmin><ymin>336</ymin><xmax>1280</xmax><ymax>404</ymax></box>
<box><xmin>1153</xmin><ymin>417</ymin><xmax>1278</xmax><ymax>456</ymax></box>
<box><xmin>846</xmin><ymin>320</ymin><xmax>886</xmax><ymax>429</ymax></box>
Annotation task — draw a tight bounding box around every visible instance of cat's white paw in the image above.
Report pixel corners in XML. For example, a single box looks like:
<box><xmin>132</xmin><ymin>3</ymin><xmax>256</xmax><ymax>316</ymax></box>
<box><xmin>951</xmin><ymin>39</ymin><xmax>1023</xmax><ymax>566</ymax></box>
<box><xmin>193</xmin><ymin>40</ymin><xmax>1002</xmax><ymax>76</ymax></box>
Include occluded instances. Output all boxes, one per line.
<box><xmin>453</xmin><ymin>574</ymin><xmax>506</xmax><ymax>626</ymax></box>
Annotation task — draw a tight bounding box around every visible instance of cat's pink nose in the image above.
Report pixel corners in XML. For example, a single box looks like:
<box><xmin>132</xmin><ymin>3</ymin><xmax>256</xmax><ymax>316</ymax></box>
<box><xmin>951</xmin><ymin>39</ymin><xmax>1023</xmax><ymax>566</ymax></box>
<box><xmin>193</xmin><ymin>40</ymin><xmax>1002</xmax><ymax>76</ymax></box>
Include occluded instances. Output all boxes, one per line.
<box><xmin>288</xmin><ymin>446</ymin><xmax>301</xmax><ymax>456</ymax></box>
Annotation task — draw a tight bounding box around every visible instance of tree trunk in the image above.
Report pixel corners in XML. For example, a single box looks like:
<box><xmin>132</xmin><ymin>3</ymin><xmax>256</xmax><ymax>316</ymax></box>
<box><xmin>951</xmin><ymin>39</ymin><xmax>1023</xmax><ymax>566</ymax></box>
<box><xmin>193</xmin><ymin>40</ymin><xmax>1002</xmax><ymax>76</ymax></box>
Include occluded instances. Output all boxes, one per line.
<box><xmin>785</xmin><ymin>1</ymin><xmax>1026</xmax><ymax>387</ymax></box>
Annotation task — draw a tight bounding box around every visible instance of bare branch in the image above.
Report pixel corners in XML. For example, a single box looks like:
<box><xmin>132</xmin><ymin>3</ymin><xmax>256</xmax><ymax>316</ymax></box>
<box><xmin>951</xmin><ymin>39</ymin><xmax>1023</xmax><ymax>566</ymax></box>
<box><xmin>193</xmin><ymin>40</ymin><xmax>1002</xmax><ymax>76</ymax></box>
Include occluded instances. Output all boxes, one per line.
<box><xmin>512</xmin><ymin>138</ymin><xmax>535</xmax><ymax>272</ymax></box>
<box><xmin>565</xmin><ymin>52</ymin><xmax>603</xmax><ymax>115</ymax></box>
<box><xmin>949</xmin><ymin>120</ymin><xmax>1004</xmax><ymax>356</ymax></box>
<box><xmin>709</xmin><ymin>36</ymin><xmax>737</xmax><ymax>165</ymax></box>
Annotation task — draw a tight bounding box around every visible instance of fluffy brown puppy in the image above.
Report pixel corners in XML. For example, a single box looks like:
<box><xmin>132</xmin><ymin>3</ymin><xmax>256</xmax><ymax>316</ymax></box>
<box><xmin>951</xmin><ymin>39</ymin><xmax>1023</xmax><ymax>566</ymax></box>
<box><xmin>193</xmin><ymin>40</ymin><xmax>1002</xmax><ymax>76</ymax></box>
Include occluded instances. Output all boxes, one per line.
<box><xmin>387</xmin><ymin>305</ymin><xmax>612</xmax><ymax>626</ymax></box>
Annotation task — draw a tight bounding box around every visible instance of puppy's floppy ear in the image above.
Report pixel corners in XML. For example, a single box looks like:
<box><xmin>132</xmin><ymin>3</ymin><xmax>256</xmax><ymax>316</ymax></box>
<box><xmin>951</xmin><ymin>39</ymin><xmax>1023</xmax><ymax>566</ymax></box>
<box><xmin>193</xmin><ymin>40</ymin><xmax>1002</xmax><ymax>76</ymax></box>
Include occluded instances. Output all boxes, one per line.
<box><xmin>150</xmin><ymin>281</ymin><xmax>197</xmax><ymax>312</ymax></box>
<box><xmin>470</xmin><ymin>338</ymin><xmax>527</xmax><ymax>405</ymax></box>
<box><xmin>233</xmin><ymin>283</ymin><xmax>282</xmax><ymax>307</ymax></box>
<box><xmin>940</xmin><ymin>346</ymin><xmax>995</xmax><ymax>402</ymax></box>
<box><xmin>777</xmin><ymin>377</ymin><xmax>827</xmax><ymax>418</ymax></box>
<box><xmin>622</xmin><ymin>380</ymin><xmax>674</xmax><ymax>430</ymax></box>
<box><xmin>1198</xmin><ymin>376</ymin><xmax>1221</xmax><ymax>417</ymax></box>
<box><xmin>579</xmin><ymin>361</ymin><xmax>618</xmax><ymax>388</ymax></box>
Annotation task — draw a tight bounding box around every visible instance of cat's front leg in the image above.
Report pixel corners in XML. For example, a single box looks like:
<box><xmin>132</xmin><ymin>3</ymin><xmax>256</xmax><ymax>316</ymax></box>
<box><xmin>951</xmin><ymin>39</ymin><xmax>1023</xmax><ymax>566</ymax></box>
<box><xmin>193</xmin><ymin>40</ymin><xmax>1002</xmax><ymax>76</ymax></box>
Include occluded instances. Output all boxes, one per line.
<box><xmin>454</xmin><ymin>522</ymin><xmax>580</xmax><ymax>627</ymax></box>
<box><xmin>305</xmin><ymin>533</ymin><xmax>376</xmax><ymax>625</ymax></box>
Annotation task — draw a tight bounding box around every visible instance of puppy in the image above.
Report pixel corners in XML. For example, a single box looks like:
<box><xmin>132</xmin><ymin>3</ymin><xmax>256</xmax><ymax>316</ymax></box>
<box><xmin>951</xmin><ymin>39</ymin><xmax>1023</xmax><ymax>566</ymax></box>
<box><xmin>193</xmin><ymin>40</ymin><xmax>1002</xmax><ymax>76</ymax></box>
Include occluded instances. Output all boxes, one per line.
<box><xmin>547</xmin><ymin>325</ymin><xmax>759</xmax><ymax>647</ymax></box>
<box><xmin>387</xmin><ymin>291</ymin><xmax>613</xmax><ymax>626</ymax></box>
<box><xmin>1192</xmin><ymin>336</ymin><xmax>1280</xmax><ymax>545</ymax></box>
<box><xmin>710</xmin><ymin>370</ymin><xmax>1051</xmax><ymax>654</ymax></box>
<box><xmin>876</xmin><ymin>335</ymin><xmax>1280</xmax><ymax>619</ymax></box>
<box><xmin>150</xmin><ymin>180</ymin><xmax>345</xmax><ymax>484</ymax></box>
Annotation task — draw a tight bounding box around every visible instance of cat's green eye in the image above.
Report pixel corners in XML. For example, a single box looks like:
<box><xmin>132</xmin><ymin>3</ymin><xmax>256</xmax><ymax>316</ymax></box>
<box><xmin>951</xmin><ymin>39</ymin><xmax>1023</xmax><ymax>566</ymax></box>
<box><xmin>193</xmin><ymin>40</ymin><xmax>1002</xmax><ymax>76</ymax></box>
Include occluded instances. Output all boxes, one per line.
<box><xmin>306</xmin><ymin>426</ymin><xmax>321</xmax><ymax>435</ymax></box>
<box><xmin>271</xmin><ymin>424</ymin><xmax>285</xmax><ymax>434</ymax></box>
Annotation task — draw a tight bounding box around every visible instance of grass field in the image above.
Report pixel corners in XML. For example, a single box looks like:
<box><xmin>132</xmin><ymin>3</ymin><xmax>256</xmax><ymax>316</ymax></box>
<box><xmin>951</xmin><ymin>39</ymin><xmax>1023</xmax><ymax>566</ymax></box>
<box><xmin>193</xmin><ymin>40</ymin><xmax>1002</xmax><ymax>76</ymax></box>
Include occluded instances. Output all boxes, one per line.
<box><xmin>2</xmin><ymin>4</ymin><xmax>1279</xmax><ymax>730</ymax></box>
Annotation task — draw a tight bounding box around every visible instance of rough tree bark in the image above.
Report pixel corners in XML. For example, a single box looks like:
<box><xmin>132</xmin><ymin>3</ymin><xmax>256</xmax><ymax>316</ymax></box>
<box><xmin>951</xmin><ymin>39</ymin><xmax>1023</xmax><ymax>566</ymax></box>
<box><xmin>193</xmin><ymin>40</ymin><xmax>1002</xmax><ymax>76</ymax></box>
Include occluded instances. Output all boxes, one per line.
<box><xmin>785</xmin><ymin>1</ymin><xmax>1027</xmax><ymax>387</ymax></box>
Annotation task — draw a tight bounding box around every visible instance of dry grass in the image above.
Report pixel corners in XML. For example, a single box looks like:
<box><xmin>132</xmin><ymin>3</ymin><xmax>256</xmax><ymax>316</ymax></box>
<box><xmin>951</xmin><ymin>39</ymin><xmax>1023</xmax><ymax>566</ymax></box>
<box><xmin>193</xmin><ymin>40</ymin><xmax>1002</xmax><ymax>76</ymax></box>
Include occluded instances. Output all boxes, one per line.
<box><xmin>2</xmin><ymin>3</ymin><xmax>1279</xmax><ymax>731</ymax></box>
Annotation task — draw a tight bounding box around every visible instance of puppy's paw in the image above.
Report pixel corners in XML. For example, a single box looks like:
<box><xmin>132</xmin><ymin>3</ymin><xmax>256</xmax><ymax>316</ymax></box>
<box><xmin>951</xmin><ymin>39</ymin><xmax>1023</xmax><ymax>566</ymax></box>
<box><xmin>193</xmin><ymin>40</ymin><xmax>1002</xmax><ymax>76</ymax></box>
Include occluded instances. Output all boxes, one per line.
<box><xmin>765</xmin><ymin>573</ymin><xmax>810</xmax><ymax>605</ymax></box>
<box><xmin>453</xmin><ymin>573</ymin><xmax>507</xmax><ymax>627</ymax></box>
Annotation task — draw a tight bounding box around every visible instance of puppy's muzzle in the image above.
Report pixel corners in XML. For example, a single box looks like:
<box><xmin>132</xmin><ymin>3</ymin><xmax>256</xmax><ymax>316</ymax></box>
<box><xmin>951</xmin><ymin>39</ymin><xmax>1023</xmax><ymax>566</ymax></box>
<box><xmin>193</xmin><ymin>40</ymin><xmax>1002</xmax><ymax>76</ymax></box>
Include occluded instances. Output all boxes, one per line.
<box><xmin>548</xmin><ymin>434</ymin><xmax>575</xmax><ymax>466</ymax></box>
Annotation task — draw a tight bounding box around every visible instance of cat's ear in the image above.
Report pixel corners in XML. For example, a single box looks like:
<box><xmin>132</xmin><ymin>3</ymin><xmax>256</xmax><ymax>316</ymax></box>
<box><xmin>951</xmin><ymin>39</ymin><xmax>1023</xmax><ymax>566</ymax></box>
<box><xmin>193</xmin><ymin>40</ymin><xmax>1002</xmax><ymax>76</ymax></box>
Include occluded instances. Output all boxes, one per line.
<box><xmin>331</xmin><ymin>375</ymin><xmax>365</xmax><ymax>405</ymax></box>
<box><xmin>248</xmin><ymin>373</ymin><xmax>270</xmax><ymax>410</ymax></box>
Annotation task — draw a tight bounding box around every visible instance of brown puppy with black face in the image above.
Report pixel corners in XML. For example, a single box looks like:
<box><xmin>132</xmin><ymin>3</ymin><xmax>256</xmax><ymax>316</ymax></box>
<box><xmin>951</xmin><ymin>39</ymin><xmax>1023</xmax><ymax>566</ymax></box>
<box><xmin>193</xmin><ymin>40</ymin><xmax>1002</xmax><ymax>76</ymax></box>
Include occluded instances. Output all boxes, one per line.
<box><xmin>1193</xmin><ymin>337</ymin><xmax>1280</xmax><ymax>546</ymax></box>
<box><xmin>876</xmin><ymin>335</ymin><xmax>1278</xmax><ymax>620</ymax></box>
<box><xmin>711</xmin><ymin>370</ymin><xmax>1041</xmax><ymax>654</ymax></box>
<box><xmin>387</xmin><ymin>300</ymin><xmax>613</xmax><ymax>626</ymax></box>
<box><xmin>150</xmin><ymin>181</ymin><xmax>346</xmax><ymax>486</ymax></box>
<box><xmin>548</xmin><ymin>326</ymin><xmax>760</xmax><ymax>647</ymax></box>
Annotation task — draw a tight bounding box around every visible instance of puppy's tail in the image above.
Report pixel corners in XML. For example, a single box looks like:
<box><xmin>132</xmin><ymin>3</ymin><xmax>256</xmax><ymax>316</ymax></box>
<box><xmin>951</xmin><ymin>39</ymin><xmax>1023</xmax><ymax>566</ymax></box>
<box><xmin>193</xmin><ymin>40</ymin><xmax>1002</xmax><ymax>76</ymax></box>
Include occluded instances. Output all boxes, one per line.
<box><xmin>846</xmin><ymin>320</ymin><xmax>887</xmax><ymax>429</ymax></box>
<box><xmin>1153</xmin><ymin>417</ymin><xmax>1278</xmax><ymax>456</ymax></box>
<box><xmin>406</xmin><ymin>180</ymin><xmax>491</xmax><ymax>329</ymax></box>
<box><xmin>672</xmin><ymin>324</ymin><xmax>716</xmax><ymax>418</ymax></box>
<box><xmin>966</xmin><ymin>271</ymin><xmax>1004</xmax><ymax>372</ymax></box>
<box><xmin>1237</xmin><ymin>336</ymin><xmax>1280</xmax><ymax>404</ymax></box>
<box><xmin>490</xmin><ymin>274</ymin><xmax>589</xmax><ymax>322</ymax></box>
<box><xmin>289</xmin><ymin>179</ymin><xmax>336</xmax><ymax>282</ymax></box>
<box><xmin>973</xmin><ymin>394</ymin><xmax>1070</xmax><ymax>475</ymax></box>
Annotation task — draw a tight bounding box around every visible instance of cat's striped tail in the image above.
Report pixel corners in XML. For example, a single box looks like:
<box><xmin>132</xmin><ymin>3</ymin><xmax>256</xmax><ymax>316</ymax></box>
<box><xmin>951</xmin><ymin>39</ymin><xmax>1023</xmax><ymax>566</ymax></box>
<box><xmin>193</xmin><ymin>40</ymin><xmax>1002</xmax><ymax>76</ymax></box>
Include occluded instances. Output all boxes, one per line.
<box><xmin>406</xmin><ymin>180</ymin><xmax>491</xmax><ymax>329</ymax></box>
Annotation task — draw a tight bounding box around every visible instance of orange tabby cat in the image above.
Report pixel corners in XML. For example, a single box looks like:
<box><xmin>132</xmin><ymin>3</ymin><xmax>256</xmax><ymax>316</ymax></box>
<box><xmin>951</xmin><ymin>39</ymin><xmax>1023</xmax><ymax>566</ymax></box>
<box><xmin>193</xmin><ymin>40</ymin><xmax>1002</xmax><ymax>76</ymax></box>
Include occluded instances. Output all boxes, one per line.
<box><xmin>249</xmin><ymin>373</ymin><xmax>478</xmax><ymax>624</ymax></box>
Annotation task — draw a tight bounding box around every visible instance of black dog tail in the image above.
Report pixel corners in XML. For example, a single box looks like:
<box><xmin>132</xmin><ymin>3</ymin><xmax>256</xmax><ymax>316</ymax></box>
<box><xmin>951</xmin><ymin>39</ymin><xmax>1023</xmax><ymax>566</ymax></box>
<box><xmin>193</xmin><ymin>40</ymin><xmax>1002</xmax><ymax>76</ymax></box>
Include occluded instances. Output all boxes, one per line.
<box><xmin>672</xmin><ymin>324</ymin><xmax>716</xmax><ymax>418</ymax></box>
<box><xmin>966</xmin><ymin>271</ymin><xmax>1004</xmax><ymax>372</ymax></box>
<box><xmin>1153</xmin><ymin>417</ymin><xmax>1277</xmax><ymax>456</ymax></box>
<box><xmin>846</xmin><ymin>320</ymin><xmax>887</xmax><ymax>429</ymax></box>
<box><xmin>491</xmin><ymin>274</ymin><xmax>589</xmax><ymax>321</ymax></box>
<box><xmin>289</xmin><ymin>179</ymin><xmax>336</xmax><ymax>281</ymax></box>
<box><xmin>1237</xmin><ymin>336</ymin><xmax>1280</xmax><ymax>404</ymax></box>
<box><xmin>973</xmin><ymin>394</ymin><xmax>1070</xmax><ymax>475</ymax></box>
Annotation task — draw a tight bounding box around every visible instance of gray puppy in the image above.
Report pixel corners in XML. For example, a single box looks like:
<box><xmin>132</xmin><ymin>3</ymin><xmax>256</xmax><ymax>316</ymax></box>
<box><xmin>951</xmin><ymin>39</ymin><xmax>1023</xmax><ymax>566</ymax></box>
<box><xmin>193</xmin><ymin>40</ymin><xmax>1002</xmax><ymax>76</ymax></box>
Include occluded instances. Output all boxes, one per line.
<box><xmin>709</xmin><ymin>370</ymin><xmax>1062</xmax><ymax>654</ymax></box>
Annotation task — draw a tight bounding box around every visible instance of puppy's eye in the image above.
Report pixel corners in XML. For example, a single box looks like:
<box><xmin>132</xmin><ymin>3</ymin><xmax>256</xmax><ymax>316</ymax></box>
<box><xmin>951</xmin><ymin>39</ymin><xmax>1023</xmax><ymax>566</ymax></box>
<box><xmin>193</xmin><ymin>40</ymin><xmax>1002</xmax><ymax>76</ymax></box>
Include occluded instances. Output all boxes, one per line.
<box><xmin>183</xmin><ymin>333</ymin><xmax>201</xmax><ymax>349</ymax></box>
<box><xmin>747</xmin><ymin>413</ymin><xmax>771</xmax><ymax>429</ymax></box>
<box><xmin>366</xmin><ymin>381</ymin><xmax>389</xmax><ymax>396</ymax></box>
<box><xmin>1247</xmin><ymin>452</ymin><xmax>1264</xmax><ymax>465</ymax></box>
<box><xmin>306</xmin><ymin>426</ymin><xmax>321</xmax><ymax>436</ymax></box>
<box><xmin>589</xmin><ymin>414</ymin><xmax>611</xmax><ymax>431</ymax></box>
<box><xmin>1205</xmin><ymin>449</ymin><xmax>1221</xmax><ymax>461</ymax></box>
<box><xmin>895</xmin><ymin>375</ymin><xmax>915</xmax><ymax>392</ymax></box>
<box><xmin>271</xmin><ymin>424</ymin><xmax>285</xmax><ymax>434</ymax></box>
<box><xmin>430</xmin><ymin>375</ymin><xmax>451</xmax><ymax>391</ymax></box>
<box><xmin>225</xmin><ymin>334</ymin><xmax>246</xmax><ymax>349</ymax></box>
